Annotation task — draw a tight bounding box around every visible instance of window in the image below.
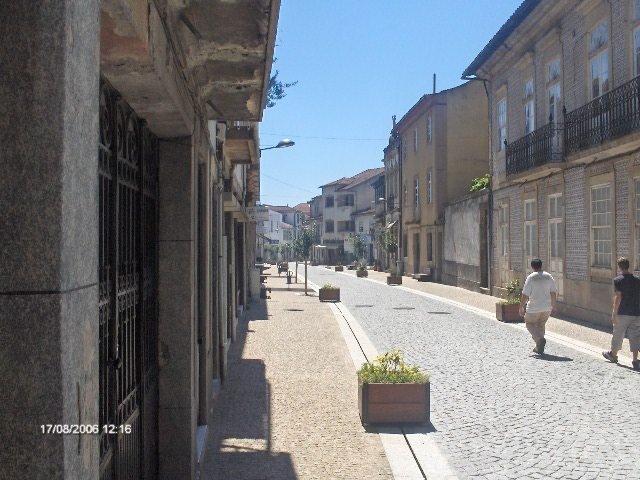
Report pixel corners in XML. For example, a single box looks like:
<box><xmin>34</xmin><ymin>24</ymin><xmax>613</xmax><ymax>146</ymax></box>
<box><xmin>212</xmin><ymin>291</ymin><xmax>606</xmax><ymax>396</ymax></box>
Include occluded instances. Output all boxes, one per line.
<box><xmin>591</xmin><ymin>50</ymin><xmax>610</xmax><ymax>98</ymax></box>
<box><xmin>524</xmin><ymin>200</ymin><xmax>537</xmax><ymax>258</ymax></box>
<box><xmin>497</xmin><ymin>98</ymin><xmax>507</xmax><ymax>151</ymax></box>
<box><xmin>325</xmin><ymin>220</ymin><xmax>334</xmax><ymax>233</ymax></box>
<box><xmin>548</xmin><ymin>83</ymin><xmax>561</xmax><ymax>123</ymax></box>
<box><xmin>523</xmin><ymin>79</ymin><xmax>535</xmax><ymax>134</ymax></box>
<box><xmin>547</xmin><ymin>59</ymin><xmax>561</xmax><ymax>82</ymax></box>
<box><xmin>499</xmin><ymin>205</ymin><xmax>509</xmax><ymax>257</ymax></box>
<box><xmin>414</xmin><ymin>128</ymin><xmax>419</xmax><ymax>152</ymax></box>
<box><xmin>337</xmin><ymin>220</ymin><xmax>355</xmax><ymax>232</ymax></box>
<box><xmin>337</xmin><ymin>194</ymin><xmax>354</xmax><ymax>207</ymax></box>
<box><xmin>414</xmin><ymin>176</ymin><xmax>419</xmax><ymax>206</ymax></box>
<box><xmin>548</xmin><ymin>195</ymin><xmax>564</xmax><ymax>258</ymax></box>
<box><xmin>359</xmin><ymin>221</ymin><xmax>364</xmax><ymax>233</ymax></box>
<box><xmin>427</xmin><ymin>233</ymin><xmax>433</xmax><ymax>262</ymax></box>
<box><xmin>589</xmin><ymin>22</ymin><xmax>609</xmax><ymax>99</ymax></box>
<box><xmin>426</xmin><ymin>116</ymin><xmax>432</xmax><ymax>143</ymax></box>
<box><xmin>325</xmin><ymin>196</ymin><xmax>334</xmax><ymax>208</ymax></box>
<box><xmin>591</xmin><ymin>22</ymin><xmax>608</xmax><ymax>51</ymax></box>
<box><xmin>426</xmin><ymin>170</ymin><xmax>432</xmax><ymax>204</ymax></box>
<box><xmin>402</xmin><ymin>137</ymin><xmax>407</xmax><ymax>161</ymax></box>
<box><xmin>547</xmin><ymin>58</ymin><xmax>561</xmax><ymax>123</ymax></box>
<box><xmin>403</xmin><ymin>181</ymin><xmax>408</xmax><ymax>207</ymax></box>
<box><xmin>591</xmin><ymin>184</ymin><xmax>612</xmax><ymax>267</ymax></box>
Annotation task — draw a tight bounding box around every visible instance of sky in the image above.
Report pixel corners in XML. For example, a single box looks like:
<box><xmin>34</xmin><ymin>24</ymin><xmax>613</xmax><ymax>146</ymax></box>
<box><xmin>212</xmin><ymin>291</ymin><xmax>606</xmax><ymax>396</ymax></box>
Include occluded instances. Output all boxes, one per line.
<box><xmin>259</xmin><ymin>0</ymin><xmax>524</xmax><ymax>207</ymax></box>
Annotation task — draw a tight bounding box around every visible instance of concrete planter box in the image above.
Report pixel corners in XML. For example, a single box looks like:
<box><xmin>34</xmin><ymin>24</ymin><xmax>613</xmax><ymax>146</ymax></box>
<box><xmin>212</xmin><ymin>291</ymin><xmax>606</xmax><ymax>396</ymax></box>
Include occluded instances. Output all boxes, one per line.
<box><xmin>356</xmin><ymin>270</ymin><xmax>368</xmax><ymax>278</ymax></box>
<box><xmin>319</xmin><ymin>288</ymin><xmax>340</xmax><ymax>302</ymax></box>
<box><xmin>334</xmin><ymin>266</ymin><xmax>344</xmax><ymax>272</ymax></box>
<box><xmin>358</xmin><ymin>383</ymin><xmax>430</xmax><ymax>424</ymax></box>
<box><xmin>387</xmin><ymin>275</ymin><xmax>402</xmax><ymax>285</ymax></box>
<box><xmin>496</xmin><ymin>303</ymin><xmax>521</xmax><ymax>322</ymax></box>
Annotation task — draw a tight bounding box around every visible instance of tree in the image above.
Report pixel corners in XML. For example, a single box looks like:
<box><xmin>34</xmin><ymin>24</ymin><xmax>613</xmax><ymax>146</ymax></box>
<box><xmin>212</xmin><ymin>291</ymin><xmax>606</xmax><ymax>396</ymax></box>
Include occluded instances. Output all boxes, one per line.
<box><xmin>350</xmin><ymin>234</ymin><xmax>367</xmax><ymax>263</ymax></box>
<box><xmin>292</xmin><ymin>226</ymin><xmax>315</xmax><ymax>295</ymax></box>
<box><xmin>267</xmin><ymin>59</ymin><xmax>298</xmax><ymax>108</ymax></box>
<box><xmin>292</xmin><ymin>227</ymin><xmax>314</xmax><ymax>260</ymax></box>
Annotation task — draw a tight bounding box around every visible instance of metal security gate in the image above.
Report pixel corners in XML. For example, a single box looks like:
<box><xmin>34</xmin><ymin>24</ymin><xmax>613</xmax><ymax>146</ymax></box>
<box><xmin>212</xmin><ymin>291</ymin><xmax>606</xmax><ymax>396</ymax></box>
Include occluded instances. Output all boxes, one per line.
<box><xmin>99</xmin><ymin>78</ymin><xmax>159</xmax><ymax>480</ymax></box>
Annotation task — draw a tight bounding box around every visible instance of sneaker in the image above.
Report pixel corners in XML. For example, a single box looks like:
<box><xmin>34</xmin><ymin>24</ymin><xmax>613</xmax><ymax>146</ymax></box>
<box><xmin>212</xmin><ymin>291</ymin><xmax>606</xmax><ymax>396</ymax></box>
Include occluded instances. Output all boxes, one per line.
<box><xmin>602</xmin><ymin>351</ymin><xmax>618</xmax><ymax>363</ymax></box>
<box><xmin>533</xmin><ymin>338</ymin><xmax>546</xmax><ymax>354</ymax></box>
<box><xmin>633</xmin><ymin>360</ymin><xmax>640</xmax><ymax>371</ymax></box>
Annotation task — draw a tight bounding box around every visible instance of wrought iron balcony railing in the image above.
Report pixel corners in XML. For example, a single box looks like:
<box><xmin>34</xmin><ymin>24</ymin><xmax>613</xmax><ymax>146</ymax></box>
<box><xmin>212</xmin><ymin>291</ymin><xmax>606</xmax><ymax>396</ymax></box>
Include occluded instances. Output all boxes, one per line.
<box><xmin>564</xmin><ymin>75</ymin><xmax>640</xmax><ymax>155</ymax></box>
<box><xmin>506</xmin><ymin>122</ymin><xmax>563</xmax><ymax>175</ymax></box>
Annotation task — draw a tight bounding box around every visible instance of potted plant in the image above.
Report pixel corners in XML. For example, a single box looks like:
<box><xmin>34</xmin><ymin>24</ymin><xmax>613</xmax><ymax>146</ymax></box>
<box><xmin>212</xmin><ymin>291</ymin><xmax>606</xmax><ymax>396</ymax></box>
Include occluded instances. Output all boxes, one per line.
<box><xmin>356</xmin><ymin>264</ymin><xmax>368</xmax><ymax>278</ymax></box>
<box><xmin>319</xmin><ymin>283</ymin><xmax>340</xmax><ymax>302</ymax></box>
<box><xmin>357</xmin><ymin>350</ymin><xmax>430</xmax><ymax>425</ymax></box>
<box><xmin>387</xmin><ymin>265</ymin><xmax>402</xmax><ymax>285</ymax></box>
<box><xmin>496</xmin><ymin>279</ymin><xmax>522</xmax><ymax>322</ymax></box>
<box><xmin>334</xmin><ymin>262</ymin><xmax>344</xmax><ymax>272</ymax></box>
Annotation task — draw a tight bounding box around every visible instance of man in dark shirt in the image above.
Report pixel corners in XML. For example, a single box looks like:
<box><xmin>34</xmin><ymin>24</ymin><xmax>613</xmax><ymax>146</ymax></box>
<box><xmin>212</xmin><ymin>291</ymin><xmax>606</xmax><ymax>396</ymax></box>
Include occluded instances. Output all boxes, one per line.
<box><xmin>603</xmin><ymin>257</ymin><xmax>640</xmax><ymax>370</ymax></box>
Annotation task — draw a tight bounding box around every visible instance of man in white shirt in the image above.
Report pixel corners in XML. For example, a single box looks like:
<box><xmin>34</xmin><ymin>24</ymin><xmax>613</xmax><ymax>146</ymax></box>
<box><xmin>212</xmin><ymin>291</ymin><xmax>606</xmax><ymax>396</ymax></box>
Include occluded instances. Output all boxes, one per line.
<box><xmin>518</xmin><ymin>258</ymin><xmax>558</xmax><ymax>354</ymax></box>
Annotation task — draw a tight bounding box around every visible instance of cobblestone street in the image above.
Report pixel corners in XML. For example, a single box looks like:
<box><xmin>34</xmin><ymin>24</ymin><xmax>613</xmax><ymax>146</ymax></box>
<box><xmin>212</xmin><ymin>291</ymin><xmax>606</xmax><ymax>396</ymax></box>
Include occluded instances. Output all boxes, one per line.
<box><xmin>306</xmin><ymin>266</ymin><xmax>640</xmax><ymax>480</ymax></box>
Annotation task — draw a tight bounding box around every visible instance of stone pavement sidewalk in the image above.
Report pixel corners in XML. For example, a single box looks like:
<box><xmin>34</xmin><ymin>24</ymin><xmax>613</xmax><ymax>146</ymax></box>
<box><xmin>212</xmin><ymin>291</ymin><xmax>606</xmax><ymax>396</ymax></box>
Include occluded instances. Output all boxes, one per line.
<box><xmin>200</xmin><ymin>269</ymin><xmax>393</xmax><ymax>480</ymax></box>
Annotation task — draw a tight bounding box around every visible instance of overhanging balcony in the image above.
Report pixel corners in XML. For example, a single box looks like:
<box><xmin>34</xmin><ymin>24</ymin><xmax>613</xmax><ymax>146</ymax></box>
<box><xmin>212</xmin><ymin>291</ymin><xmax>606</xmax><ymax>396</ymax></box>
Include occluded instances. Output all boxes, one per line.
<box><xmin>225</xmin><ymin>121</ymin><xmax>258</xmax><ymax>166</ymax></box>
<box><xmin>506</xmin><ymin>122</ymin><xmax>563</xmax><ymax>176</ymax></box>
<box><xmin>565</xmin><ymin>75</ymin><xmax>640</xmax><ymax>155</ymax></box>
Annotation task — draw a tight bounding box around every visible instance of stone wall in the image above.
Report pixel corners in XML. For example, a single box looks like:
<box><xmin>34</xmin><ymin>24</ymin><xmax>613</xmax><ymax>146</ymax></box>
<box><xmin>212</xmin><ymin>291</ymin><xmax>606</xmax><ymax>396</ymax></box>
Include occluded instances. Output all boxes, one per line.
<box><xmin>442</xmin><ymin>192</ymin><xmax>488</xmax><ymax>291</ymax></box>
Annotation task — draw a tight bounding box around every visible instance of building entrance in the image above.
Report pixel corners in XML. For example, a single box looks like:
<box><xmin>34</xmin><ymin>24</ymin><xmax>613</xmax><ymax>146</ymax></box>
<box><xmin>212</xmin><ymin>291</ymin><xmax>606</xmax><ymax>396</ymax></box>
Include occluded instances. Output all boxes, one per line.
<box><xmin>98</xmin><ymin>79</ymin><xmax>159</xmax><ymax>479</ymax></box>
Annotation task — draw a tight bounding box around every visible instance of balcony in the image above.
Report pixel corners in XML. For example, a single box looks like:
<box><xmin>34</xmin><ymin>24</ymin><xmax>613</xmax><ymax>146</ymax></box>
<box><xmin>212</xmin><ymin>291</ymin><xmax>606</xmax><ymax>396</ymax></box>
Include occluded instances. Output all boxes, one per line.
<box><xmin>225</xmin><ymin>121</ymin><xmax>258</xmax><ymax>165</ymax></box>
<box><xmin>506</xmin><ymin>122</ymin><xmax>563</xmax><ymax>176</ymax></box>
<box><xmin>565</xmin><ymin>75</ymin><xmax>640</xmax><ymax>155</ymax></box>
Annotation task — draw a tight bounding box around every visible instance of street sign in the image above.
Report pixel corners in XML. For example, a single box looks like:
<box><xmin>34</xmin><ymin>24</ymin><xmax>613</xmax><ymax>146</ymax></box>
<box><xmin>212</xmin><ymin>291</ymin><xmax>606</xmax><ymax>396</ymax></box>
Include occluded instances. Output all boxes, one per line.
<box><xmin>246</xmin><ymin>206</ymin><xmax>269</xmax><ymax>222</ymax></box>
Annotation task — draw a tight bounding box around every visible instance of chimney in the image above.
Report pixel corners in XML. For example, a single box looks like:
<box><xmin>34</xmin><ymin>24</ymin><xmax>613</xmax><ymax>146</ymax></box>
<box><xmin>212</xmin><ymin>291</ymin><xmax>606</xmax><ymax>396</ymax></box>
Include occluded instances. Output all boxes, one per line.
<box><xmin>433</xmin><ymin>73</ymin><xmax>436</xmax><ymax>94</ymax></box>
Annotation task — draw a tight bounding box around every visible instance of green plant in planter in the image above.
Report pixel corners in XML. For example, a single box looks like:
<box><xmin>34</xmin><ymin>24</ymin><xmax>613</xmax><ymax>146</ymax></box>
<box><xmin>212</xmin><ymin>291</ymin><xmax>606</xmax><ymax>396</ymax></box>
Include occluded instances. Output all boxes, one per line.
<box><xmin>358</xmin><ymin>350</ymin><xmax>429</xmax><ymax>384</ymax></box>
<box><xmin>358</xmin><ymin>264</ymin><xmax>367</xmax><ymax>271</ymax></box>
<box><xmin>321</xmin><ymin>283</ymin><xmax>339</xmax><ymax>290</ymax></box>
<box><xmin>501</xmin><ymin>279</ymin><xmax>522</xmax><ymax>305</ymax></box>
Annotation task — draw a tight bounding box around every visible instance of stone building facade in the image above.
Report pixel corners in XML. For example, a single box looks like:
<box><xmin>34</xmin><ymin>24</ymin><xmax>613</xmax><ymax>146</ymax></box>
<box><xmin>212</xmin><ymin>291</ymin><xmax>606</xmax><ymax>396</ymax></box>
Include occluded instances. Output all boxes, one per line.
<box><xmin>464</xmin><ymin>0</ymin><xmax>640</xmax><ymax>325</ymax></box>
<box><xmin>393</xmin><ymin>82</ymin><xmax>489</xmax><ymax>280</ymax></box>
<box><xmin>318</xmin><ymin>168</ymin><xmax>383</xmax><ymax>264</ymax></box>
<box><xmin>0</xmin><ymin>1</ymin><xmax>279</xmax><ymax>479</ymax></box>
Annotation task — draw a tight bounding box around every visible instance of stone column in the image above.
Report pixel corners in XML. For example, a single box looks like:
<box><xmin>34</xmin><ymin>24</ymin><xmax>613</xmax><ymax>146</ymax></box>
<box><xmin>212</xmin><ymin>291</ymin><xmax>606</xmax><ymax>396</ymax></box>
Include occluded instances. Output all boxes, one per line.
<box><xmin>0</xmin><ymin>1</ymin><xmax>100</xmax><ymax>478</ymax></box>
<box><xmin>157</xmin><ymin>138</ymin><xmax>197</xmax><ymax>480</ymax></box>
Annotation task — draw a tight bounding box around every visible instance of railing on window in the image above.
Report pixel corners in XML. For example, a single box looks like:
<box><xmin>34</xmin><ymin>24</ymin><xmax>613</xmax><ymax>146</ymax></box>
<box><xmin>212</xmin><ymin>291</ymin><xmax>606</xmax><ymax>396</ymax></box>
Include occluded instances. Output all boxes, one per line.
<box><xmin>506</xmin><ymin>122</ymin><xmax>563</xmax><ymax>175</ymax></box>
<box><xmin>565</xmin><ymin>75</ymin><xmax>640</xmax><ymax>155</ymax></box>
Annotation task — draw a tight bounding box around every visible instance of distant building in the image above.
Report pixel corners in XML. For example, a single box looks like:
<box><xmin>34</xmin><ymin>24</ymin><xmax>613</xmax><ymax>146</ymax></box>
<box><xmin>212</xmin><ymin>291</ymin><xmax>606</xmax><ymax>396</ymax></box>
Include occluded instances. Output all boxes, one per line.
<box><xmin>393</xmin><ymin>81</ymin><xmax>489</xmax><ymax>280</ymax></box>
<box><xmin>319</xmin><ymin>168</ymin><xmax>384</xmax><ymax>264</ymax></box>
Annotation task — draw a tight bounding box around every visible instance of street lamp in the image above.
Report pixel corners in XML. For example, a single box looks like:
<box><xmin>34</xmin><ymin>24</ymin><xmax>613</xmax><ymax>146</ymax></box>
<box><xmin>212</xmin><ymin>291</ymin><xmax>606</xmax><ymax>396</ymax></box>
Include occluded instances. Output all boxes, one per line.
<box><xmin>259</xmin><ymin>138</ymin><xmax>295</xmax><ymax>151</ymax></box>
